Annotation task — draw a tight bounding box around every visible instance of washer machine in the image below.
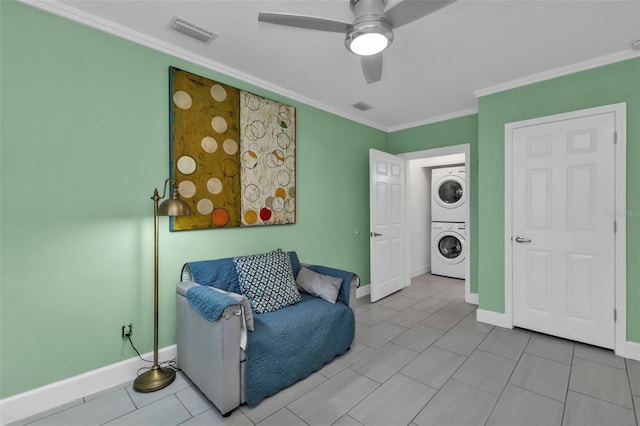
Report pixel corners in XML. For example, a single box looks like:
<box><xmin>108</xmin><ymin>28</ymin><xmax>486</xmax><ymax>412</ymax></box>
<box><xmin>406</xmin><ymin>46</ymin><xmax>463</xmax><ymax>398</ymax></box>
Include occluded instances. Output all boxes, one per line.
<box><xmin>432</xmin><ymin>166</ymin><xmax>466</xmax><ymax>223</ymax></box>
<box><xmin>431</xmin><ymin>222</ymin><xmax>466</xmax><ymax>279</ymax></box>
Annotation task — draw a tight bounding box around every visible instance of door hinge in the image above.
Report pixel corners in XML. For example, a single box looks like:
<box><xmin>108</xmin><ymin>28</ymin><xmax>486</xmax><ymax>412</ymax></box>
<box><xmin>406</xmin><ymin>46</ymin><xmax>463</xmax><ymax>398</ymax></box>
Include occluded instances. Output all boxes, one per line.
<box><xmin>613</xmin><ymin>131</ymin><xmax>618</xmax><ymax>144</ymax></box>
<box><xmin>614</xmin><ymin>309</ymin><xmax>617</xmax><ymax>322</ymax></box>
<box><xmin>614</xmin><ymin>221</ymin><xmax>617</xmax><ymax>233</ymax></box>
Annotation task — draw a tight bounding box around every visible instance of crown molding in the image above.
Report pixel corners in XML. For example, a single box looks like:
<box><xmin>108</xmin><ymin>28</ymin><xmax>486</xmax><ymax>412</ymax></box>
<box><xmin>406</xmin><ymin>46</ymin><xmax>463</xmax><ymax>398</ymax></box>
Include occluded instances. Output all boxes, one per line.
<box><xmin>17</xmin><ymin>0</ymin><xmax>388</xmax><ymax>132</ymax></box>
<box><xmin>387</xmin><ymin>107</ymin><xmax>479</xmax><ymax>133</ymax></box>
<box><xmin>474</xmin><ymin>48</ymin><xmax>640</xmax><ymax>98</ymax></box>
<box><xmin>15</xmin><ymin>1</ymin><xmax>640</xmax><ymax>134</ymax></box>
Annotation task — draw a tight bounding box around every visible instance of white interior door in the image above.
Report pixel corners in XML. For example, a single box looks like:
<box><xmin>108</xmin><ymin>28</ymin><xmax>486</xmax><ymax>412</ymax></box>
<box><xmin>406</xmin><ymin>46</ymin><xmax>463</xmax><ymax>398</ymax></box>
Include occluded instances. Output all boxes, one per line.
<box><xmin>511</xmin><ymin>112</ymin><xmax>616</xmax><ymax>348</ymax></box>
<box><xmin>370</xmin><ymin>149</ymin><xmax>408</xmax><ymax>302</ymax></box>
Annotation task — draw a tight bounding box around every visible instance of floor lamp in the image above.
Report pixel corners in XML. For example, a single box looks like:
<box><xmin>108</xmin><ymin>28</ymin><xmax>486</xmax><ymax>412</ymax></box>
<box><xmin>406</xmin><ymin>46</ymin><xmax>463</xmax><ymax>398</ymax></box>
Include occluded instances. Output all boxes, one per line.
<box><xmin>134</xmin><ymin>178</ymin><xmax>192</xmax><ymax>393</ymax></box>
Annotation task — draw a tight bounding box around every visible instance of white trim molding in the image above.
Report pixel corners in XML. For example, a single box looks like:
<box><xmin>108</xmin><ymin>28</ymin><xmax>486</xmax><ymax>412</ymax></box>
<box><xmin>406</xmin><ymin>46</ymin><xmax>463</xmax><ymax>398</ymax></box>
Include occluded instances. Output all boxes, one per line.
<box><xmin>466</xmin><ymin>292</ymin><xmax>479</xmax><ymax>306</ymax></box>
<box><xmin>411</xmin><ymin>265</ymin><xmax>430</xmax><ymax>278</ymax></box>
<box><xmin>16</xmin><ymin>0</ymin><xmax>386</xmax><ymax>132</ymax></box>
<box><xmin>0</xmin><ymin>345</ymin><xmax>177</xmax><ymax>425</ymax></box>
<box><xmin>476</xmin><ymin>309</ymin><xmax>513</xmax><ymax>330</ymax></box>
<box><xmin>617</xmin><ymin>340</ymin><xmax>640</xmax><ymax>361</ymax></box>
<box><xmin>474</xmin><ymin>49</ymin><xmax>640</xmax><ymax>98</ymax></box>
<box><xmin>356</xmin><ymin>284</ymin><xmax>371</xmax><ymax>299</ymax></box>
<box><xmin>388</xmin><ymin>108</ymin><xmax>478</xmax><ymax>133</ymax></box>
<box><xmin>17</xmin><ymin>1</ymin><xmax>639</xmax><ymax>133</ymax></box>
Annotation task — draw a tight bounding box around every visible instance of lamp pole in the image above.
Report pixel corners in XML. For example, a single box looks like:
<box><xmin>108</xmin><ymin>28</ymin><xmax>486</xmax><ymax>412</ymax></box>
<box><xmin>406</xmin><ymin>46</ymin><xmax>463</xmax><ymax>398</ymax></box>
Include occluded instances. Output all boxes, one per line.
<box><xmin>152</xmin><ymin>188</ymin><xmax>161</xmax><ymax>370</ymax></box>
<box><xmin>134</xmin><ymin>180</ymin><xmax>191</xmax><ymax>393</ymax></box>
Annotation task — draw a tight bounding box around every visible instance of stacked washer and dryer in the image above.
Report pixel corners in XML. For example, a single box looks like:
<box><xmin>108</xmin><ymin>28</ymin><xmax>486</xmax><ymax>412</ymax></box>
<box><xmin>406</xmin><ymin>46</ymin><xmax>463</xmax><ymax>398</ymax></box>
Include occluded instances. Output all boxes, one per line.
<box><xmin>431</xmin><ymin>167</ymin><xmax>466</xmax><ymax>279</ymax></box>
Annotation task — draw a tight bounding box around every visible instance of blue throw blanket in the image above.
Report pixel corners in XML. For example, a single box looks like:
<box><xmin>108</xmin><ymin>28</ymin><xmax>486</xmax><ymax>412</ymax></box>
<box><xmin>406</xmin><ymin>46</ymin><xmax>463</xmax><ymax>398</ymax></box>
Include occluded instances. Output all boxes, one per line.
<box><xmin>245</xmin><ymin>293</ymin><xmax>355</xmax><ymax>406</ymax></box>
<box><xmin>186</xmin><ymin>285</ymin><xmax>239</xmax><ymax>321</ymax></box>
<box><xmin>183</xmin><ymin>257</ymin><xmax>242</xmax><ymax>293</ymax></box>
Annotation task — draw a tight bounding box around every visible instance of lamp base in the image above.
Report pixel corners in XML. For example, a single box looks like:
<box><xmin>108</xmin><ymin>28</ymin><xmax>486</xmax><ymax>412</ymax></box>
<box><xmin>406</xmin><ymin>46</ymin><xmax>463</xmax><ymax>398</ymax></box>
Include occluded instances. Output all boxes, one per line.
<box><xmin>133</xmin><ymin>365</ymin><xmax>176</xmax><ymax>393</ymax></box>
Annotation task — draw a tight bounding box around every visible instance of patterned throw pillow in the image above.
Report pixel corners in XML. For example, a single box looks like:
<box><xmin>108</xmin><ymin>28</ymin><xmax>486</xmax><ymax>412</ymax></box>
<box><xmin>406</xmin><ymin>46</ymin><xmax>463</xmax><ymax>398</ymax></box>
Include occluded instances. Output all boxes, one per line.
<box><xmin>234</xmin><ymin>250</ymin><xmax>301</xmax><ymax>314</ymax></box>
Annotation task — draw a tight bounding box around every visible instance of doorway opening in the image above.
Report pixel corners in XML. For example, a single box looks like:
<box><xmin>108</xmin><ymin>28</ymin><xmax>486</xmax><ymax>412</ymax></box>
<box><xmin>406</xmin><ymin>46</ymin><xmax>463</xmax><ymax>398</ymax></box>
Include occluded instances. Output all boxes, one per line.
<box><xmin>400</xmin><ymin>144</ymin><xmax>475</xmax><ymax>304</ymax></box>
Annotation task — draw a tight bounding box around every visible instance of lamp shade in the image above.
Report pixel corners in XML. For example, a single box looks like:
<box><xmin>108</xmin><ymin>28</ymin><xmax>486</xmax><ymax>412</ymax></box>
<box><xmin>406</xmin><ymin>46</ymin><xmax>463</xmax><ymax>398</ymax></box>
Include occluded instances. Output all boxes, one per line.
<box><xmin>158</xmin><ymin>191</ymin><xmax>192</xmax><ymax>217</ymax></box>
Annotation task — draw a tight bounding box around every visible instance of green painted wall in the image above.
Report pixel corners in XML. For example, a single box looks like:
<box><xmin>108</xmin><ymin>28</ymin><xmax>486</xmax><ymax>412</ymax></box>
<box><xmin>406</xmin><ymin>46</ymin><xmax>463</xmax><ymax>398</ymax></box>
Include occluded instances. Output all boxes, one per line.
<box><xmin>2</xmin><ymin>0</ymin><xmax>639</xmax><ymax>403</ymax></box>
<box><xmin>477</xmin><ymin>57</ymin><xmax>640</xmax><ymax>342</ymax></box>
<box><xmin>0</xmin><ymin>1</ymin><xmax>386</xmax><ymax>398</ymax></box>
<box><xmin>387</xmin><ymin>115</ymin><xmax>479</xmax><ymax>293</ymax></box>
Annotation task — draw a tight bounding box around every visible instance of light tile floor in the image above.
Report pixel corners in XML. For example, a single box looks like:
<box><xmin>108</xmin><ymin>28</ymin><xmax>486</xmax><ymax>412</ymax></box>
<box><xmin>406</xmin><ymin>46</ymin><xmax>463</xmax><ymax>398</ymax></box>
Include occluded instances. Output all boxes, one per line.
<box><xmin>10</xmin><ymin>273</ymin><xmax>640</xmax><ymax>426</ymax></box>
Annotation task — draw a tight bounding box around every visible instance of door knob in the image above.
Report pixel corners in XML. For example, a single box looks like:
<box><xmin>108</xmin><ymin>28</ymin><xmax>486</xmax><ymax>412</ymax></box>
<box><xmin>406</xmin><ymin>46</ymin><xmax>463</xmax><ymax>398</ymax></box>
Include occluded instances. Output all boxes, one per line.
<box><xmin>515</xmin><ymin>236</ymin><xmax>532</xmax><ymax>243</ymax></box>
<box><xmin>370</xmin><ymin>232</ymin><xmax>383</xmax><ymax>237</ymax></box>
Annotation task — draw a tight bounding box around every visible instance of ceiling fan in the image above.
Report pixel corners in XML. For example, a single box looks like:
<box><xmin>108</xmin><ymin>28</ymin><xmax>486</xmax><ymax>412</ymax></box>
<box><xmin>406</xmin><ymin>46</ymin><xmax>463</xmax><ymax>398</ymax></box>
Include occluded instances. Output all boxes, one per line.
<box><xmin>258</xmin><ymin>0</ymin><xmax>456</xmax><ymax>84</ymax></box>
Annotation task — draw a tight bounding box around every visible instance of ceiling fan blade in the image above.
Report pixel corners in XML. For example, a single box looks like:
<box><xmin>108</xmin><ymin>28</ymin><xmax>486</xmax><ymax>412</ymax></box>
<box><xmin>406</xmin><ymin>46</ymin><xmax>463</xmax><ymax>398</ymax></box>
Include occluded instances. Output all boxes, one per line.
<box><xmin>386</xmin><ymin>0</ymin><xmax>457</xmax><ymax>28</ymax></box>
<box><xmin>258</xmin><ymin>12</ymin><xmax>351</xmax><ymax>33</ymax></box>
<box><xmin>361</xmin><ymin>54</ymin><xmax>383</xmax><ymax>84</ymax></box>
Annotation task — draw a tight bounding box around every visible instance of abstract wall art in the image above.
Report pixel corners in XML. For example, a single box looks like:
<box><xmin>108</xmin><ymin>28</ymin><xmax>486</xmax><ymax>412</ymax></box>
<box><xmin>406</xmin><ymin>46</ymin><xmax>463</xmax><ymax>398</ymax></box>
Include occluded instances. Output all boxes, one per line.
<box><xmin>169</xmin><ymin>67</ymin><xmax>296</xmax><ymax>230</ymax></box>
<box><xmin>239</xmin><ymin>91</ymin><xmax>296</xmax><ymax>226</ymax></box>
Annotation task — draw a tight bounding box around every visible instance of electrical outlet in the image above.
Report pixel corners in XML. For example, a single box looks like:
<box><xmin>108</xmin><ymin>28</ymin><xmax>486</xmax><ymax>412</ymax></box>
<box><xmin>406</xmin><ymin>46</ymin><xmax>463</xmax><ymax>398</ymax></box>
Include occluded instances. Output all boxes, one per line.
<box><xmin>121</xmin><ymin>323</ymin><xmax>132</xmax><ymax>340</ymax></box>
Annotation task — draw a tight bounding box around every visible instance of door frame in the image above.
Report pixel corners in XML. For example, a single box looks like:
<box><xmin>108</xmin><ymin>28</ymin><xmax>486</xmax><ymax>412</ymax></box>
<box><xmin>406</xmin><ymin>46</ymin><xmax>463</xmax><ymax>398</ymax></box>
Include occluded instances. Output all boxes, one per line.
<box><xmin>400</xmin><ymin>143</ymin><xmax>474</xmax><ymax>304</ymax></box>
<box><xmin>504</xmin><ymin>102</ymin><xmax>629</xmax><ymax>356</ymax></box>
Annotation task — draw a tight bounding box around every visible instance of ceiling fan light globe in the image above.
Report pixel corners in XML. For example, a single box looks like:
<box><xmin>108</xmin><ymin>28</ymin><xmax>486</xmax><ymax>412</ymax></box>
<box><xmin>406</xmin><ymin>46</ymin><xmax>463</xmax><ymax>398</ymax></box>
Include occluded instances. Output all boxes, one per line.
<box><xmin>345</xmin><ymin>18</ymin><xmax>393</xmax><ymax>56</ymax></box>
<box><xmin>350</xmin><ymin>33</ymin><xmax>388</xmax><ymax>55</ymax></box>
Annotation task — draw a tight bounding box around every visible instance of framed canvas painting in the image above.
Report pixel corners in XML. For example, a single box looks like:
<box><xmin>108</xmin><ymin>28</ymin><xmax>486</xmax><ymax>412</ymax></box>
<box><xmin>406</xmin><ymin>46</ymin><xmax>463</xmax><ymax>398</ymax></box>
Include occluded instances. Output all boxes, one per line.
<box><xmin>169</xmin><ymin>67</ymin><xmax>296</xmax><ymax>230</ymax></box>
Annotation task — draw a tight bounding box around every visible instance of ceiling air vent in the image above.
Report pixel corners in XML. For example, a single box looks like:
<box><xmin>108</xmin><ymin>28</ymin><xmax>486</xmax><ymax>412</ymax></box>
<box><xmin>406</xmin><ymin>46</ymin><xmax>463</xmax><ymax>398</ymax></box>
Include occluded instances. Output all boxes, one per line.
<box><xmin>352</xmin><ymin>102</ymin><xmax>373</xmax><ymax>111</ymax></box>
<box><xmin>170</xmin><ymin>17</ymin><xmax>217</xmax><ymax>43</ymax></box>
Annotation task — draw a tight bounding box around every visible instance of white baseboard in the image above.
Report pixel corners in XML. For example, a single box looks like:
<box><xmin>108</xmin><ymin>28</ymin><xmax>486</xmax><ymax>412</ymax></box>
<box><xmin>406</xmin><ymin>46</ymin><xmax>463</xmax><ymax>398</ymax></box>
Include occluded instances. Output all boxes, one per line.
<box><xmin>474</xmin><ymin>310</ymin><xmax>640</xmax><ymax>361</ymax></box>
<box><xmin>465</xmin><ymin>292</ymin><xmax>479</xmax><ymax>305</ymax></box>
<box><xmin>411</xmin><ymin>265</ymin><xmax>430</xmax><ymax>278</ymax></box>
<box><xmin>0</xmin><ymin>345</ymin><xmax>177</xmax><ymax>425</ymax></box>
<box><xmin>616</xmin><ymin>339</ymin><xmax>640</xmax><ymax>361</ymax></box>
<box><xmin>356</xmin><ymin>284</ymin><xmax>371</xmax><ymax>299</ymax></box>
<box><xmin>476</xmin><ymin>309</ymin><xmax>513</xmax><ymax>329</ymax></box>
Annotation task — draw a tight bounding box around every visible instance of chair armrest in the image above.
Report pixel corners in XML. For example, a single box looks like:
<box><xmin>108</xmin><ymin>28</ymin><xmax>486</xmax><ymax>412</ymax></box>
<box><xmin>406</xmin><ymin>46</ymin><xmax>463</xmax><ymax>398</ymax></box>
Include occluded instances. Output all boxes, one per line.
<box><xmin>176</xmin><ymin>284</ymin><xmax>243</xmax><ymax>415</ymax></box>
<box><xmin>177</xmin><ymin>280</ymin><xmax>198</xmax><ymax>297</ymax></box>
<box><xmin>181</xmin><ymin>280</ymin><xmax>244</xmax><ymax>322</ymax></box>
<box><xmin>307</xmin><ymin>265</ymin><xmax>359</xmax><ymax>307</ymax></box>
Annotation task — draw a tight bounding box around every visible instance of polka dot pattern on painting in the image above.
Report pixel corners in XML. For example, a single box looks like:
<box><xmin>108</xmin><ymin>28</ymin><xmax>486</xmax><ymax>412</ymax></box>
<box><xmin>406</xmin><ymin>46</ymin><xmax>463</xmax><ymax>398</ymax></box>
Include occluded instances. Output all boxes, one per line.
<box><xmin>207</xmin><ymin>178</ymin><xmax>223</xmax><ymax>195</ymax></box>
<box><xmin>197</xmin><ymin>199</ymin><xmax>214</xmax><ymax>215</ymax></box>
<box><xmin>176</xmin><ymin>155</ymin><xmax>196</xmax><ymax>175</ymax></box>
<box><xmin>173</xmin><ymin>91</ymin><xmax>192</xmax><ymax>109</ymax></box>
<box><xmin>210</xmin><ymin>84</ymin><xmax>227</xmax><ymax>102</ymax></box>
<box><xmin>170</xmin><ymin>68</ymin><xmax>241</xmax><ymax>229</ymax></box>
<box><xmin>201</xmin><ymin>136</ymin><xmax>218</xmax><ymax>153</ymax></box>
<box><xmin>223</xmin><ymin>139</ymin><xmax>238</xmax><ymax>155</ymax></box>
<box><xmin>178</xmin><ymin>180</ymin><xmax>197</xmax><ymax>198</ymax></box>
<box><xmin>212</xmin><ymin>116</ymin><xmax>228</xmax><ymax>133</ymax></box>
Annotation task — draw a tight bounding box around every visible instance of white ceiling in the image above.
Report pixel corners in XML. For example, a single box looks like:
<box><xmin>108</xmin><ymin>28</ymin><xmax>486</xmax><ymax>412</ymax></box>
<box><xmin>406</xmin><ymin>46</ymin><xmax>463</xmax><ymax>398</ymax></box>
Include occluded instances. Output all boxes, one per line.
<box><xmin>24</xmin><ymin>0</ymin><xmax>640</xmax><ymax>131</ymax></box>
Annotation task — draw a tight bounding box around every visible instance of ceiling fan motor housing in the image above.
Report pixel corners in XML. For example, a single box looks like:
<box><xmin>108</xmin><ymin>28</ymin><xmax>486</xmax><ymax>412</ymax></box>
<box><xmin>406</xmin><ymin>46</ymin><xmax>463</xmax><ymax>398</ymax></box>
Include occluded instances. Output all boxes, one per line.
<box><xmin>350</xmin><ymin>0</ymin><xmax>387</xmax><ymax>16</ymax></box>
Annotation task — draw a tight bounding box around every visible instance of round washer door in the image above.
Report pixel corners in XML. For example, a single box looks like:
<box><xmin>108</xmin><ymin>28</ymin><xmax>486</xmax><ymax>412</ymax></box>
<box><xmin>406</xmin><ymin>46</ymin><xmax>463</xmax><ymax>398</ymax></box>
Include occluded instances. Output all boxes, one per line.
<box><xmin>433</xmin><ymin>232</ymin><xmax>465</xmax><ymax>264</ymax></box>
<box><xmin>434</xmin><ymin>175</ymin><xmax>465</xmax><ymax>209</ymax></box>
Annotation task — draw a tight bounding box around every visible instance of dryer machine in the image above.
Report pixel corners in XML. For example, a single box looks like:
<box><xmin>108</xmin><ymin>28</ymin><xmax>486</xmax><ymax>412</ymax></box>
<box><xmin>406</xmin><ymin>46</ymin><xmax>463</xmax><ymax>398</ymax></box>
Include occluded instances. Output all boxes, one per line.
<box><xmin>431</xmin><ymin>167</ymin><xmax>465</xmax><ymax>223</ymax></box>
